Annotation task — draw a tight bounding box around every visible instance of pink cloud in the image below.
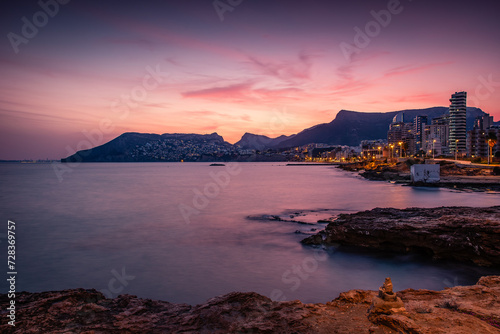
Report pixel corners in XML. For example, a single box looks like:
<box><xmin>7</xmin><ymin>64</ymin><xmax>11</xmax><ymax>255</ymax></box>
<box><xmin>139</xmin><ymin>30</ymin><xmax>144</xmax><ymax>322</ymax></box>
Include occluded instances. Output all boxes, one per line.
<box><xmin>244</xmin><ymin>50</ymin><xmax>318</xmax><ymax>83</ymax></box>
<box><xmin>182</xmin><ymin>82</ymin><xmax>254</xmax><ymax>101</ymax></box>
<box><xmin>392</xmin><ymin>93</ymin><xmax>443</xmax><ymax>104</ymax></box>
<box><xmin>183</xmin><ymin>110</ymin><xmax>238</xmax><ymax>119</ymax></box>
<box><xmin>383</xmin><ymin>61</ymin><xmax>454</xmax><ymax>79</ymax></box>
<box><xmin>198</xmin><ymin>124</ymin><xmax>221</xmax><ymax>132</ymax></box>
<box><xmin>181</xmin><ymin>80</ymin><xmax>306</xmax><ymax>105</ymax></box>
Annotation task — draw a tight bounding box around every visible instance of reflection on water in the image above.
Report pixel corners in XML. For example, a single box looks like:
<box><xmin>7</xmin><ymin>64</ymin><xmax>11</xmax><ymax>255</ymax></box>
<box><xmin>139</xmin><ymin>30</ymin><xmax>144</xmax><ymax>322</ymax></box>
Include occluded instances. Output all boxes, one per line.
<box><xmin>0</xmin><ymin>162</ymin><xmax>498</xmax><ymax>304</ymax></box>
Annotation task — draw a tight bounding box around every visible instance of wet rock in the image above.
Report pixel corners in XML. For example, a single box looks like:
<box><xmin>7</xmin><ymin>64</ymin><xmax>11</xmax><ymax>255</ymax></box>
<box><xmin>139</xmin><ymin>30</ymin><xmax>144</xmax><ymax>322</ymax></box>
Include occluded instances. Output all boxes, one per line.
<box><xmin>301</xmin><ymin>206</ymin><xmax>500</xmax><ymax>267</ymax></box>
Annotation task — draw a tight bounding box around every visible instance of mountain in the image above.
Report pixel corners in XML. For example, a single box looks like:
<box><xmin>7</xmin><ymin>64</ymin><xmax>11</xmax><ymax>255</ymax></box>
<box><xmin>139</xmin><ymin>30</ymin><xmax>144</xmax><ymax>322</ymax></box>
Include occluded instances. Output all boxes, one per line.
<box><xmin>234</xmin><ymin>133</ymin><xmax>294</xmax><ymax>151</ymax></box>
<box><xmin>62</xmin><ymin>106</ymin><xmax>487</xmax><ymax>162</ymax></box>
<box><xmin>62</xmin><ymin>132</ymin><xmax>234</xmax><ymax>162</ymax></box>
<box><xmin>273</xmin><ymin>107</ymin><xmax>485</xmax><ymax>148</ymax></box>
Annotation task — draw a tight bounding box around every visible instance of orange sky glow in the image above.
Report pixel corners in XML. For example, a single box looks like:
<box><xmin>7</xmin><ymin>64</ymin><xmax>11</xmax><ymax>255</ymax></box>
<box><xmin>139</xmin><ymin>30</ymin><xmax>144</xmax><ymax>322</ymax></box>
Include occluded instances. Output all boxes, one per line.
<box><xmin>1</xmin><ymin>0</ymin><xmax>499</xmax><ymax>159</ymax></box>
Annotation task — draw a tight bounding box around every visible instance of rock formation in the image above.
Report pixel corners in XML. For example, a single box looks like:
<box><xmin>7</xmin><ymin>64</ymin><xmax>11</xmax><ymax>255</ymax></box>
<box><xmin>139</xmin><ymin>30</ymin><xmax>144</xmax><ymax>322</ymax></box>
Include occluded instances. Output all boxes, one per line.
<box><xmin>302</xmin><ymin>206</ymin><xmax>500</xmax><ymax>267</ymax></box>
<box><xmin>368</xmin><ymin>278</ymin><xmax>406</xmax><ymax>318</ymax></box>
<box><xmin>1</xmin><ymin>276</ymin><xmax>500</xmax><ymax>333</ymax></box>
<box><xmin>367</xmin><ymin>277</ymin><xmax>413</xmax><ymax>332</ymax></box>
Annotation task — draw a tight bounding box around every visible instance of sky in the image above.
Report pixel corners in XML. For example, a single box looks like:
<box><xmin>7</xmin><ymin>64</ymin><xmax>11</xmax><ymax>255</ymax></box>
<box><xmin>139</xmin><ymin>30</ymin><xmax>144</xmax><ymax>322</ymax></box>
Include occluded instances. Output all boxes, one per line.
<box><xmin>1</xmin><ymin>0</ymin><xmax>499</xmax><ymax>160</ymax></box>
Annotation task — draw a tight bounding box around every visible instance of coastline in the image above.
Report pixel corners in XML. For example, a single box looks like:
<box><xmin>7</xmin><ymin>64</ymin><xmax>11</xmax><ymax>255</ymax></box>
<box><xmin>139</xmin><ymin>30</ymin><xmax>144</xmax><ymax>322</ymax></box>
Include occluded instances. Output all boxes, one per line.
<box><xmin>2</xmin><ymin>276</ymin><xmax>499</xmax><ymax>333</ymax></box>
<box><xmin>2</xmin><ymin>205</ymin><xmax>499</xmax><ymax>332</ymax></box>
<box><xmin>337</xmin><ymin>160</ymin><xmax>500</xmax><ymax>192</ymax></box>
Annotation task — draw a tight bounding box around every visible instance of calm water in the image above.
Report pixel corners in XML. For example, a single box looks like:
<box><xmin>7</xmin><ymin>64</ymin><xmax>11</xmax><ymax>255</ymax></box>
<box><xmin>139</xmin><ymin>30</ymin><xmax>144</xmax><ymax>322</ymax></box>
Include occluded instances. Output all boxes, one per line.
<box><xmin>0</xmin><ymin>162</ymin><xmax>498</xmax><ymax>305</ymax></box>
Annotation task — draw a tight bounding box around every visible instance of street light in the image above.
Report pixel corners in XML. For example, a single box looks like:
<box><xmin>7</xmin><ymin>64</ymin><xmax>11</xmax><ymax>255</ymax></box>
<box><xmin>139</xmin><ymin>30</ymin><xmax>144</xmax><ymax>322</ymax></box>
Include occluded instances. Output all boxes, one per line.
<box><xmin>455</xmin><ymin>139</ymin><xmax>459</xmax><ymax>161</ymax></box>
<box><xmin>432</xmin><ymin>139</ymin><xmax>436</xmax><ymax>159</ymax></box>
<box><xmin>488</xmin><ymin>139</ymin><xmax>492</xmax><ymax>165</ymax></box>
<box><xmin>398</xmin><ymin>141</ymin><xmax>403</xmax><ymax>158</ymax></box>
<box><xmin>389</xmin><ymin>144</ymin><xmax>394</xmax><ymax>163</ymax></box>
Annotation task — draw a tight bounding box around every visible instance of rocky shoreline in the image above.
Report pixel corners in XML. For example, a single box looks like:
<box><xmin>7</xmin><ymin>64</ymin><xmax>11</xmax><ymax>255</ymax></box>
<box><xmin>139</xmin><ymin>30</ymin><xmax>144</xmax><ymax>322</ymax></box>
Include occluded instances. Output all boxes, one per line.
<box><xmin>1</xmin><ymin>276</ymin><xmax>500</xmax><ymax>333</ymax></box>
<box><xmin>337</xmin><ymin>160</ymin><xmax>500</xmax><ymax>192</ymax></box>
<box><xmin>302</xmin><ymin>206</ymin><xmax>500</xmax><ymax>267</ymax></box>
<box><xmin>1</xmin><ymin>206</ymin><xmax>500</xmax><ymax>333</ymax></box>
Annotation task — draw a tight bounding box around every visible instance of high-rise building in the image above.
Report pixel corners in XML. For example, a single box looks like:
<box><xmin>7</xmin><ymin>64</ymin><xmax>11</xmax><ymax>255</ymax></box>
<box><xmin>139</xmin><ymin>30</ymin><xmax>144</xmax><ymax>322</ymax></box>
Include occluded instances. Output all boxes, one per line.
<box><xmin>392</xmin><ymin>112</ymin><xmax>404</xmax><ymax>123</ymax></box>
<box><xmin>422</xmin><ymin>114</ymin><xmax>449</xmax><ymax>157</ymax></box>
<box><xmin>432</xmin><ymin>114</ymin><xmax>449</xmax><ymax>126</ymax></box>
<box><xmin>467</xmin><ymin>113</ymin><xmax>499</xmax><ymax>157</ymax></box>
<box><xmin>448</xmin><ymin>91</ymin><xmax>467</xmax><ymax>155</ymax></box>
<box><xmin>423</xmin><ymin>123</ymin><xmax>449</xmax><ymax>157</ymax></box>
<box><xmin>413</xmin><ymin>115</ymin><xmax>428</xmax><ymax>152</ymax></box>
<box><xmin>387</xmin><ymin>121</ymin><xmax>414</xmax><ymax>157</ymax></box>
<box><xmin>474</xmin><ymin>114</ymin><xmax>494</xmax><ymax>131</ymax></box>
<box><xmin>467</xmin><ymin>128</ymin><xmax>500</xmax><ymax>158</ymax></box>
<box><xmin>387</xmin><ymin>122</ymin><xmax>404</xmax><ymax>144</ymax></box>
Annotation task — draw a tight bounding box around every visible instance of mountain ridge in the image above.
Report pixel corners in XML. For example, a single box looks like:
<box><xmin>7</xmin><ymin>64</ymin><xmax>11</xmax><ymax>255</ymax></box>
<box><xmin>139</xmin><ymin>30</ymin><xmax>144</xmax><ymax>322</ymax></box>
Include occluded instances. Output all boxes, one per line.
<box><xmin>62</xmin><ymin>132</ymin><xmax>232</xmax><ymax>162</ymax></box>
<box><xmin>272</xmin><ymin>107</ymin><xmax>484</xmax><ymax>148</ymax></box>
<box><xmin>62</xmin><ymin>107</ymin><xmax>486</xmax><ymax>161</ymax></box>
<box><xmin>234</xmin><ymin>133</ymin><xmax>294</xmax><ymax>151</ymax></box>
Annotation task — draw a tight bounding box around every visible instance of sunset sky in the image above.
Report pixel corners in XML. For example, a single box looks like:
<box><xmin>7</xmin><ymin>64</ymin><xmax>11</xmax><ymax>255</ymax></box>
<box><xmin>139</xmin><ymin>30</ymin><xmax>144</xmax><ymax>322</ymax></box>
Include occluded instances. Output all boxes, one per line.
<box><xmin>1</xmin><ymin>0</ymin><xmax>499</xmax><ymax>159</ymax></box>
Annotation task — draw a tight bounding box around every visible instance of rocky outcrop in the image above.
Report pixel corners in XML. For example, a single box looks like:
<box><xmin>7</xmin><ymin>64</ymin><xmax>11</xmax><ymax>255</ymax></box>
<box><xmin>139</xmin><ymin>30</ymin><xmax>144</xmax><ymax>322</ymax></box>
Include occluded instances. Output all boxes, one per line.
<box><xmin>1</xmin><ymin>276</ymin><xmax>500</xmax><ymax>333</ymax></box>
<box><xmin>302</xmin><ymin>206</ymin><xmax>500</xmax><ymax>267</ymax></box>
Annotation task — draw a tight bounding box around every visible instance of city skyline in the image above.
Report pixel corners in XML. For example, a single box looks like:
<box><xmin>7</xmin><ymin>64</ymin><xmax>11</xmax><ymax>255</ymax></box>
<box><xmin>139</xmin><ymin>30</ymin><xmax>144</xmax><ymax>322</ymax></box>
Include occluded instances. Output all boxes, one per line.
<box><xmin>1</xmin><ymin>0</ymin><xmax>500</xmax><ymax>159</ymax></box>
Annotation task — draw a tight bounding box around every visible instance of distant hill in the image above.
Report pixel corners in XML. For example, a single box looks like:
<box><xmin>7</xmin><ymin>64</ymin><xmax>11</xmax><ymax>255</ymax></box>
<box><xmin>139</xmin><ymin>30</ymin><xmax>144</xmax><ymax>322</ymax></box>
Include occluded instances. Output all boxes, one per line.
<box><xmin>272</xmin><ymin>107</ymin><xmax>485</xmax><ymax>148</ymax></box>
<box><xmin>234</xmin><ymin>133</ymin><xmax>294</xmax><ymax>151</ymax></box>
<box><xmin>62</xmin><ymin>132</ymin><xmax>234</xmax><ymax>162</ymax></box>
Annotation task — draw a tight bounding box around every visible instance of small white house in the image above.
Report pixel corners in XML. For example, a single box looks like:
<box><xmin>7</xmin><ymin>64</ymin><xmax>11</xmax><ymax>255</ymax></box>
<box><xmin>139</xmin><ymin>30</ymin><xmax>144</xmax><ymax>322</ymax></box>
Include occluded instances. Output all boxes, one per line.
<box><xmin>410</xmin><ymin>164</ymin><xmax>440</xmax><ymax>183</ymax></box>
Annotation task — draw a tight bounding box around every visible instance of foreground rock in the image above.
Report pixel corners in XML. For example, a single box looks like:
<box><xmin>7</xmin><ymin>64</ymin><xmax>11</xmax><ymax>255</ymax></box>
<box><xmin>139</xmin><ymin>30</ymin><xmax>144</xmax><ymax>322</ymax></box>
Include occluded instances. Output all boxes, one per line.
<box><xmin>302</xmin><ymin>206</ymin><xmax>500</xmax><ymax>267</ymax></box>
<box><xmin>1</xmin><ymin>276</ymin><xmax>500</xmax><ymax>333</ymax></box>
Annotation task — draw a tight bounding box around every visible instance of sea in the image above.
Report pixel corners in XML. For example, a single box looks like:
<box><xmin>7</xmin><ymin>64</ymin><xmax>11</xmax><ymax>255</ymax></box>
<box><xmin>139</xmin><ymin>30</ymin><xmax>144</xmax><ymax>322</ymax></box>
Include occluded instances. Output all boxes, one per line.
<box><xmin>0</xmin><ymin>162</ymin><xmax>498</xmax><ymax>305</ymax></box>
